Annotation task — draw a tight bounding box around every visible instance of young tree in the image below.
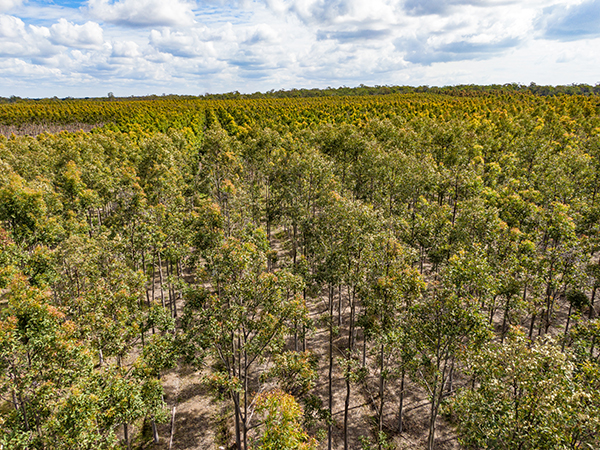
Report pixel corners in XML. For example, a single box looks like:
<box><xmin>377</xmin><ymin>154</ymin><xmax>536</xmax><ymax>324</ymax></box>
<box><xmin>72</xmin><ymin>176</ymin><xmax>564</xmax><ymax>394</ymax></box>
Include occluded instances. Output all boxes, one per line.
<box><xmin>452</xmin><ymin>331</ymin><xmax>600</xmax><ymax>450</ymax></box>
<box><xmin>253</xmin><ymin>390</ymin><xmax>317</xmax><ymax>450</ymax></box>
<box><xmin>360</xmin><ymin>235</ymin><xmax>423</xmax><ymax>444</ymax></box>
<box><xmin>408</xmin><ymin>286</ymin><xmax>490</xmax><ymax>450</ymax></box>
<box><xmin>182</xmin><ymin>229</ymin><xmax>310</xmax><ymax>450</ymax></box>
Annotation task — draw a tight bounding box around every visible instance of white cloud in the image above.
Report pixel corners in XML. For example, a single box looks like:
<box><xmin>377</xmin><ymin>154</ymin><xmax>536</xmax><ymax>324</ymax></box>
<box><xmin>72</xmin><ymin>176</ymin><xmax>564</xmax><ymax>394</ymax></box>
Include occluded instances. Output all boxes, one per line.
<box><xmin>265</xmin><ymin>0</ymin><xmax>402</xmax><ymax>26</ymax></box>
<box><xmin>149</xmin><ymin>27</ymin><xmax>222</xmax><ymax>57</ymax></box>
<box><xmin>0</xmin><ymin>57</ymin><xmax>63</xmax><ymax>79</ymax></box>
<box><xmin>49</xmin><ymin>19</ymin><xmax>104</xmax><ymax>49</ymax></box>
<box><xmin>0</xmin><ymin>14</ymin><xmax>55</xmax><ymax>57</ymax></box>
<box><xmin>0</xmin><ymin>13</ymin><xmax>26</xmax><ymax>39</ymax></box>
<box><xmin>111</xmin><ymin>40</ymin><xmax>140</xmax><ymax>58</ymax></box>
<box><xmin>87</xmin><ymin>0</ymin><xmax>196</xmax><ymax>27</ymax></box>
<box><xmin>0</xmin><ymin>0</ymin><xmax>22</xmax><ymax>13</ymax></box>
<box><xmin>243</xmin><ymin>23</ymin><xmax>278</xmax><ymax>44</ymax></box>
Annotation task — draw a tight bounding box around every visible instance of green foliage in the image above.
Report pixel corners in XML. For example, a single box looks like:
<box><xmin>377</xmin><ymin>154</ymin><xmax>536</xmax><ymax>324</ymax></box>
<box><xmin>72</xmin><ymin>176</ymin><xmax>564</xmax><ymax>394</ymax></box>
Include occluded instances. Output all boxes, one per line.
<box><xmin>253</xmin><ymin>390</ymin><xmax>317</xmax><ymax>450</ymax></box>
<box><xmin>261</xmin><ymin>351</ymin><xmax>318</xmax><ymax>397</ymax></box>
<box><xmin>452</xmin><ymin>331</ymin><xmax>600</xmax><ymax>449</ymax></box>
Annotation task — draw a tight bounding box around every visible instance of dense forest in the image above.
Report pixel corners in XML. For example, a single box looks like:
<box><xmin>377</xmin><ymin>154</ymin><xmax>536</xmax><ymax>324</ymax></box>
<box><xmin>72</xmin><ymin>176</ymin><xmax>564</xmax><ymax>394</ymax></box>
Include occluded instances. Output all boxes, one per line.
<box><xmin>1</xmin><ymin>88</ymin><xmax>599</xmax><ymax>450</ymax></box>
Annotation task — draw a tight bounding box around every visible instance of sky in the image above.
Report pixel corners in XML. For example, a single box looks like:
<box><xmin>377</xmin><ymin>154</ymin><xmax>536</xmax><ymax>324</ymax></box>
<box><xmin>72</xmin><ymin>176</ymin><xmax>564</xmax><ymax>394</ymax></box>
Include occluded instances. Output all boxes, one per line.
<box><xmin>1</xmin><ymin>0</ymin><xmax>599</xmax><ymax>98</ymax></box>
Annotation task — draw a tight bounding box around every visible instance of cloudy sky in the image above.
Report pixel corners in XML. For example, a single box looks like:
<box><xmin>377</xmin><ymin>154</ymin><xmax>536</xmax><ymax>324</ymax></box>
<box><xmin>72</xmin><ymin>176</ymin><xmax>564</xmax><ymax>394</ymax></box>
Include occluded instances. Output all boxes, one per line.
<box><xmin>1</xmin><ymin>0</ymin><xmax>599</xmax><ymax>97</ymax></box>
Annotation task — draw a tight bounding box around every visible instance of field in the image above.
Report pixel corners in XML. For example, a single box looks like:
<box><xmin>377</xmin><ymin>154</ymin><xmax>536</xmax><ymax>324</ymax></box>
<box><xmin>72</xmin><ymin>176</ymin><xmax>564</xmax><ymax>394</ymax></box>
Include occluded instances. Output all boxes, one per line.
<box><xmin>1</xmin><ymin>87</ymin><xmax>599</xmax><ymax>449</ymax></box>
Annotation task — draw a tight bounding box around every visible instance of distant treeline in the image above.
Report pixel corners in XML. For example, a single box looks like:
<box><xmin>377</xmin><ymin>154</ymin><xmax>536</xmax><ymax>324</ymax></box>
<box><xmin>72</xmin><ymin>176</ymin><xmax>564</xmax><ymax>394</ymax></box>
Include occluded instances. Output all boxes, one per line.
<box><xmin>201</xmin><ymin>82</ymin><xmax>600</xmax><ymax>100</ymax></box>
<box><xmin>1</xmin><ymin>82</ymin><xmax>599</xmax><ymax>103</ymax></box>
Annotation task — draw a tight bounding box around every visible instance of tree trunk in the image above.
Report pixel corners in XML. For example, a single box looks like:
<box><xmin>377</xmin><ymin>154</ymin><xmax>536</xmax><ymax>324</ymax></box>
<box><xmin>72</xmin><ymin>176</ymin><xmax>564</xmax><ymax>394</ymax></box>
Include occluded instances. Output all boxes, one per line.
<box><xmin>529</xmin><ymin>312</ymin><xmax>536</xmax><ymax>339</ymax></box>
<box><xmin>427</xmin><ymin>392</ymin><xmax>438</xmax><ymax>450</ymax></box>
<box><xmin>343</xmin><ymin>287</ymin><xmax>356</xmax><ymax>450</ymax></box>
<box><xmin>152</xmin><ymin>418</ymin><xmax>160</xmax><ymax>444</ymax></box>
<box><xmin>19</xmin><ymin>392</ymin><xmax>30</xmax><ymax>432</ymax></box>
<box><xmin>243</xmin><ymin>349</ymin><xmax>248</xmax><ymax>450</ymax></box>
<box><xmin>293</xmin><ymin>223</ymin><xmax>297</xmax><ymax>266</ymax></box>
<box><xmin>12</xmin><ymin>388</ymin><xmax>18</xmax><ymax>412</ymax></box>
<box><xmin>233</xmin><ymin>393</ymin><xmax>242</xmax><ymax>450</ymax></box>
<box><xmin>447</xmin><ymin>358</ymin><xmax>455</xmax><ymax>393</ymax></box>
<box><xmin>158</xmin><ymin>252</ymin><xmax>166</xmax><ymax>309</ymax></box>
<box><xmin>124</xmin><ymin>423</ymin><xmax>131</xmax><ymax>450</ymax></box>
<box><xmin>303</xmin><ymin>289</ymin><xmax>307</xmax><ymax>352</ymax></box>
<box><xmin>398</xmin><ymin>369</ymin><xmax>405</xmax><ymax>434</ymax></box>
<box><xmin>362</xmin><ymin>337</ymin><xmax>367</xmax><ymax>368</ymax></box>
<box><xmin>378</xmin><ymin>344</ymin><xmax>385</xmax><ymax>449</ymax></box>
<box><xmin>501</xmin><ymin>295</ymin><xmax>511</xmax><ymax>343</ymax></box>
<box><xmin>328</xmin><ymin>284</ymin><xmax>334</xmax><ymax>450</ymax></box>
<box><xmin>166</xmin><ymin>260</ymin><xmax>174</xmax><ymax>317</ymax></box>
<box><xmin>590</xmin><ymin>285</ymin><xmax>597</xmax><ymax>319</ymax></box>
<box><xmin>338</xmin><ymin>284</ymin><xmax>343</xmax><ymax>328</ymax></box>
<box><xmin>168</xmin><ymin>407</ymin><xmax>176</xmax><ymax>450</ymax></box>
<box><xmin>344</xmin><ymin>375</ymin><xmax>350</xmax><ymax>450</ymax></box>
<box><xmin>488</xmin><ymin>294</ymin><xmax>497</xmax><ymax>325</ymax></box>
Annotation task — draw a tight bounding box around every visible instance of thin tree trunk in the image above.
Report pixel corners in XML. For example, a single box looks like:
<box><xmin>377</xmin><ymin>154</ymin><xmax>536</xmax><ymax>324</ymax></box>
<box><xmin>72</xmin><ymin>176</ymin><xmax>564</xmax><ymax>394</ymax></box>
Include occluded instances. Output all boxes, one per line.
<box><xmin>166</xmin><ymin>260</ymin><xmax>174</xmax><ymax>317</ymax></box>
<box><xmin>590</xmin><ymin>286</ymin><xmax>597</xmax><ymax>319</ymax></box>
<box><xmin>233</xmin><ymin>397</ymin><xmax>242</xmax><ymax>450</ymax></box>
<box><xmin>451</xmin><ymin>171</ymin><xmax>459</xmax><ymax>226</ymax></box>
<box><xmin>158</xmin><ymin>252</ymin><xmax>166</xmax><ymax>309</ymax></box>
<box><xmin>447</xmin><ymin>358</ymin><xmax>455</xmax><ymax>393</ymax></box>
<box><xmin>398</xmin><ymin>369</ymin><xmax>405</xmax><ymax>434</ymax></box>
<box><xmin>168</xmin><ymin>407</ymin><xmax>176</xmax><ymax>450</ymax></box>
<box><xmin>124</xmin><ymin>423</ymin><xmax>130</xmax><ymax>450</ymax></box>
<box><xmin>362</xmin><ymin>337</ymin><xmax>367</xmax><ymax>368</ymax></box>
<box><xmin>152</xmin><ymin>418</ymin><xmax>160</xmax><ymax>444</ymax></box>
<box><xmin>12</xmin><ymin>388</ymin><xmax>18</xmax><ymax>412</ymax></box>
<box><xmin>328</xmin><ymin>284</ymin><xmax>334</xmax><ymax>450</ymax></box>
<box><xmin>344</xmin><ymin>375</ymin><xmax>350</xmax><ymax>450</ymax></box>
<box><xmin>19</xmin><ymin>392</ymin><xmax>29</xmax><ymax>432</ymax></box>
<box><xmin>378</xmin><ymin>344</ymin><xmax>385</xmax><ymax>448</ymax></box>
<box><xmin>501</xmin><ymin>295</ymin><xmax>512</xmax><ymax>343</ymax></box>
<box><xmin>564</xmin><ymin>300</ymin><xmax>573</xmax><ymax>340</ymax></box>
<box><xmin>338</xmin><ymin>284</ymin><xmax>342</xmax><ymax>327</ymax></box>
<box><xmin>529</xmin><ymin>312</ymin><xmax>536</xmax><ymax>339</ymax></box>
<box><xmin>343</xmin><ymin>287</ymin><xmax>356</xmax><ymax>450</ymax></box>
<box><xmin>427</xmin><ymin>390</ymin><xmax>438</xmax><ymax>450</ymax></box>
<box><xmin>489</xmin><ymin>294</ymin><xmax>497</xmax><ymax>325</ymax></box>
<box><xmin>243</xmin><ymin>350</ymin><xmax>248</xmax><ymax>450</ymax></box>
<box><xmin>293</xmin><ymin>223</ymin><xmax>297</xmax><ymax>266</ymax></box>
<box><xmin>302</xmin><ymin>288</ymin><xmax>307</xmax><ymax>352</ymax></box>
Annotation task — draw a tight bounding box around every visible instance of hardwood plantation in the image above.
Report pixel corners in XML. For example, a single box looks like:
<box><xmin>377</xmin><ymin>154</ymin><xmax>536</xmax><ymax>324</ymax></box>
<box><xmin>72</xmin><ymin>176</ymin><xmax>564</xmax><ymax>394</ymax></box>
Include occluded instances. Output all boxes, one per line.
<box><xmin>0</xmin><ymin>87</ymin><xmax>599</xmax><ymax>449</ymax></box>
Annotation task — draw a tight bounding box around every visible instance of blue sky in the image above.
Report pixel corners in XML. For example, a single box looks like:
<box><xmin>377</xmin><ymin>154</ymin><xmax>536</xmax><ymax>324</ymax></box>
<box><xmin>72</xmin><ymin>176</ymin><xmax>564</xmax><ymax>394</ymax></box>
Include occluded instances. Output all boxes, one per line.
<box><xmin>1</xmin><ymin>0</ymin><xmax>599</xmax><ymax>98</ymax></box>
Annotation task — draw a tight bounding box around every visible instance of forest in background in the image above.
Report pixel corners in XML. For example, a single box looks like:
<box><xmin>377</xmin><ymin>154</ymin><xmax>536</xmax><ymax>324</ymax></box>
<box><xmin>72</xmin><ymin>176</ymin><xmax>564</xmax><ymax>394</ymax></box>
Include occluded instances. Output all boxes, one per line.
<box><xmin>1</xmin><ymin>88</ymin><xmax>599</xmax><ymax>449</ymax></box>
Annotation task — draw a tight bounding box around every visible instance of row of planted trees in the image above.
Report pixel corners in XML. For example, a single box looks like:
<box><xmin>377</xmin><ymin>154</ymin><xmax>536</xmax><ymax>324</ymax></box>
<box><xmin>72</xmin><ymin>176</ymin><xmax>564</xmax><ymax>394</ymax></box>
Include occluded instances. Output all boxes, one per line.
<box><xmin>1</xmin><ymin>91</ymin><xmax>600</xmax><ymax>449</ymax></box>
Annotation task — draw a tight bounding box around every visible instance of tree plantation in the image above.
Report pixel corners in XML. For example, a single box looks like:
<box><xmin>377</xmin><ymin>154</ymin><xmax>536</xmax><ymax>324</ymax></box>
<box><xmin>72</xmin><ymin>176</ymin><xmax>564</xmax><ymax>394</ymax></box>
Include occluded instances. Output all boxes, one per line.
<box><xmin>0</xmin><ymin>87</ymin><xmax>599</xmax><ymax>449</ymax></box>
